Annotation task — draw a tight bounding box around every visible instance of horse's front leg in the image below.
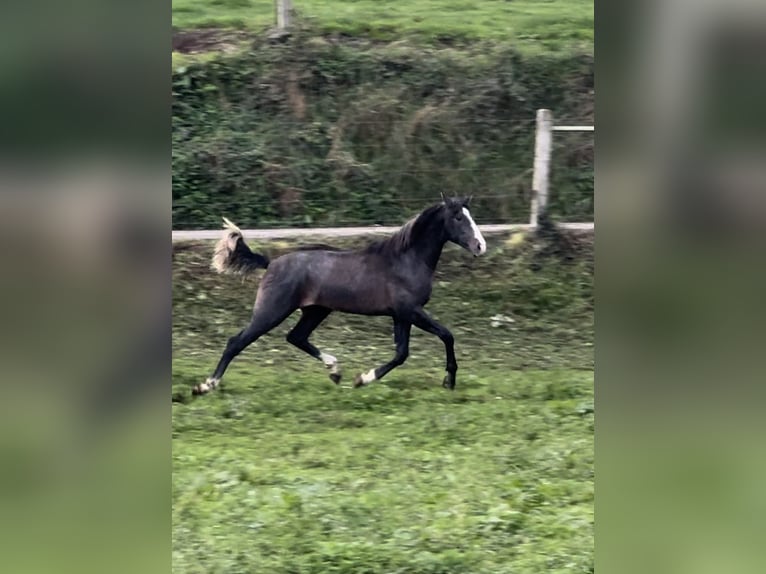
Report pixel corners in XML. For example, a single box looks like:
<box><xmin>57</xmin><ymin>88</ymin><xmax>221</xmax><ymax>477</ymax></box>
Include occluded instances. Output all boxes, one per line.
<box><xmin>354</xmin><ymin>319</ymin><xmax>411</xmax><ymax>387</ymax></box>
<box><xmin>412</xmin><ymin>307</ymin><xmax>457</xmax><ymax>390</ymax></box>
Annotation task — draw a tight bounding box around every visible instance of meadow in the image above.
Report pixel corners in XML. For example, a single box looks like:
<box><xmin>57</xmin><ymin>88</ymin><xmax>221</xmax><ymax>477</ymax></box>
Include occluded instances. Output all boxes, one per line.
<box><xmin>172</xmin><ymin>0</ymin><xmax>593</xmax><ymax>55</ymax></box>
<box><xmin>172</xmin><ymin>230</ymin><xmax>593</xmax><ymax>572</ymax></box>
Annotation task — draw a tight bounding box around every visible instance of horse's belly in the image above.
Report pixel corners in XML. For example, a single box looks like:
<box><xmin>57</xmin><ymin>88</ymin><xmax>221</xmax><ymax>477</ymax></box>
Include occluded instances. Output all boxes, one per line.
<box><xmin>311</xmin><ymin>284</ymin><xmax>389</xmax><ymax>315</ymax></box>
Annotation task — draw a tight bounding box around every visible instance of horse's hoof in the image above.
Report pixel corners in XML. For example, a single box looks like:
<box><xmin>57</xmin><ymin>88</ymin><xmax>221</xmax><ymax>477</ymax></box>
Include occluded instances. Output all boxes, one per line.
<box><xmin>193</xmin><ymin>378</ymin><xmax>219</xmax><ymax>395</ymax></box>
<box><xmin>353</xmin><ymin>374</ymin><xmax>365</xmax><ymax>388</ymax></box>
<box><xmin>329</xmin><ymin>372</ymin><xmax>342</xmax><ymax>385</ymax></box>
<box><xmin>442</xmin><ymin>374</ymin><xmax>456</xmax><ymax>390</ymax></box>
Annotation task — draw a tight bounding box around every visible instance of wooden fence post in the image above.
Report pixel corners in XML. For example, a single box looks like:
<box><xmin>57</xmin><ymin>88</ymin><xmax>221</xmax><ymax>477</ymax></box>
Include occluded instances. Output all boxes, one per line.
<box><xmin>276</xmin><ymin>0</ymin><xmax>292</xmax><ymax>29</ymax></box>
<box><xmin>530</xmin><ymin>108</ymin><xmax>553</xmax><ymax>226</ymax></box>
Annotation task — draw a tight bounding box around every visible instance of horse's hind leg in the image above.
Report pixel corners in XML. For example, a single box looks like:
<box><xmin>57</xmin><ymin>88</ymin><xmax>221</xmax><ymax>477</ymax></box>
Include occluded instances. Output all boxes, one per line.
<box><xmin>194</xmin><ymin>302</ymin><xmax>295</xmax><ymax>395</ymax></box>
<box><xmin>286</xmin><ymin>306</ymin><xmax>340</xmax><ymax>383</ymax></box>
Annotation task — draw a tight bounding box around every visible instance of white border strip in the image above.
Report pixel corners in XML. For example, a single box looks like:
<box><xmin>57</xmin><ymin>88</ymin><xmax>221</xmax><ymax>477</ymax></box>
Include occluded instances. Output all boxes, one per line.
<box><xmin>553</xmin><ymin>126</ymin><xmax>594</xmax><ymax>132</ymax></box>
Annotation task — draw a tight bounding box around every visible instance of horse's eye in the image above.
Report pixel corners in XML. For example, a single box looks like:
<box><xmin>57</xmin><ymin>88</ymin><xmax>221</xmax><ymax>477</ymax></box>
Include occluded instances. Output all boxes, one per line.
<box><xmin>454</xmin><ymin>213</ymin><xmax>463</xmax><ymax>221</ymax></box>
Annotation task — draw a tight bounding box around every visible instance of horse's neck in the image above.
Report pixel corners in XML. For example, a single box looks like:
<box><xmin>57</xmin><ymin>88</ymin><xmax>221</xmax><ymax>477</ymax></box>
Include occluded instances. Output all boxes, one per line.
<box><xmin>409</xmin><ymin>222</ymin><xmax>446</xmax><ymax>271</ymax></box>
<box><xmin>419</xmin><ymin>241</ymin><xmax>446</xmax><ymax>271</ymax></box>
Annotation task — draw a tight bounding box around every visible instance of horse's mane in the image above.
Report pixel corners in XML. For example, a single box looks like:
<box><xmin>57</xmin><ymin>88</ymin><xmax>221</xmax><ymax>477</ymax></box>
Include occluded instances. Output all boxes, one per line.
<box><xmin>364</xmin><ymin>204</ymin><xmax>444</xmax><ymax>256</ymax></box>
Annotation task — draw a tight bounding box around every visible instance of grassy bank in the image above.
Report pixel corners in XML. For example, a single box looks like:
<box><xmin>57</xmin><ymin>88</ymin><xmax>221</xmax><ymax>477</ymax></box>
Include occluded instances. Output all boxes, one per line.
<box><xmin>172</xmin><ymin>230</ymin><xmax>593</xmax><ymax>572</ymax></box>
<box><xmin>172</xmin><ymin>34</ymin><xmax>593</xmax><ymax>229</ymax></box>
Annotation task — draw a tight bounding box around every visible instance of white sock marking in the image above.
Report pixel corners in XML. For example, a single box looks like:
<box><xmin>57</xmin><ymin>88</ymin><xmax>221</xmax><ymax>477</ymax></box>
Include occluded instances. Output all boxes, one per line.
<box><xmin>195</xmin><ymin>377</ymin><xmax>220</xmax><ymax>394</ymax></box>
<box><xmin>360</xmin><ymin>368</ymin><xmax>377</xmax><ymax>384</ymax></box>
<box><xmin>462</xmin><ymin>207</ymin><xmax>487</xmax><ymax>254</ymax></box>
<box><xmin>320</xmin><ymin>353</ymin><xmax>340</xmax><ymax>374</ymax></box>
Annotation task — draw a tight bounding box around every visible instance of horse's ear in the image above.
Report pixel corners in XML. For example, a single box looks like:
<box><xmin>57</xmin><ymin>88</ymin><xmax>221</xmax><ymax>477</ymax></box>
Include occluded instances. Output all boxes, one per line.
<box><xmin>440</xmin><ymin>192</ymin><xmax>447</xmax><ymax>204</ymax></box>
<box><xmin>464</xmin><ymin>195</ymin><xmax>473</xmax><ymax>207</ymax></box>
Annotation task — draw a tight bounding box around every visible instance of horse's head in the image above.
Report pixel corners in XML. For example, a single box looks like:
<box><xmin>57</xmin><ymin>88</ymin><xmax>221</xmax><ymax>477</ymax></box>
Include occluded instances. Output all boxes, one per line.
<box><xmin>440</xmin><ymin>194</ymin><xmax>487</xmax><ymax>257</ymax></box>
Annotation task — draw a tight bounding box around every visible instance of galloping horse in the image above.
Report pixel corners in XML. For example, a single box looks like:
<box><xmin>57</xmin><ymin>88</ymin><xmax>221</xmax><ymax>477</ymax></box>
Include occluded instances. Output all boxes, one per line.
<box><xmin>193</xmin><ymin>196</ymin><xmax>487</xmax><ymax>395</ymax></box>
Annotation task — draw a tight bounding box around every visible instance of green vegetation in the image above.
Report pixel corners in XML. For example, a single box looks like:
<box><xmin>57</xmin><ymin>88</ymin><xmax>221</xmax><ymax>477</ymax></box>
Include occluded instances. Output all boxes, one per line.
<box><xmin>172</xmin><ymin>0</ymin><xmax>592</xmax><ymax>54</ymax></box>
<box><xmin>173</xmin><ymin>363</ymin><xmax>593</xmax><ymax>573</ymax></box>
<box><xmin>172</xmin><ymin>1</ymin><xmax>594</xmax><ymax>230</ymax></box>
<box><xmin>172</xmin><ymin>34</ymin><xmax>593</xmax><ymax>229</ymax></box>
<box><xmin>173</xmin><ymin>231</ymin><xmax>593</xmax><ymax>572</ymax></box>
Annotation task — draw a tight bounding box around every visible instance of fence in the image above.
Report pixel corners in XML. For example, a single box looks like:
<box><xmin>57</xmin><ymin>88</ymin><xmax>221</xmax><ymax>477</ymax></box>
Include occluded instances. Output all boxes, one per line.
<box><xmin>173</xmin><ymin>109</ymin><xmax>595</xmax><ymax>241</ymax></box>
<box><xmin>276</xmin><ymin>0</ymin><xmax>292</xmax><ymax>29</ymax></box>
<box><xmin>530</xmin><ymin>109</ymin><xmax>594</xmax><ymax>226</ymax></box>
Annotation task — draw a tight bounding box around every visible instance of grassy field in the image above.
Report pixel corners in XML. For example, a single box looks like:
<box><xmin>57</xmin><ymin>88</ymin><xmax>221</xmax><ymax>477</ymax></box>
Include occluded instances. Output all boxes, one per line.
<box><xmin>172</xmin><ymin>0</ymin><xmax>593</xmax><ymax>54</ymax></box>
<box><xmin>172</xmin><ymin>231</ymin><xmax>593</xmax><ymax>572</ymax></box>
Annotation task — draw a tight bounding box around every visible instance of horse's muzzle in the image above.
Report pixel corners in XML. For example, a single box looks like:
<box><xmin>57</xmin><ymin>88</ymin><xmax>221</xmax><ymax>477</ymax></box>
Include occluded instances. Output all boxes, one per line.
<box><xmin>468</xmin><ymin>238</ymin><xmax>486</xmax><ymax>256</ymax></box>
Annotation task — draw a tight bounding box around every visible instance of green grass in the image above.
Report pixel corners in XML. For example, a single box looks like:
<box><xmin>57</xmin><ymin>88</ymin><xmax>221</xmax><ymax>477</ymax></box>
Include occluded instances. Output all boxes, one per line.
<box><xmin>173</xmin><ymin>232</ymin><xmax>593</xmax><ymax>572</ymax></box>
<box><xmin>173</xmin><ymin>363</ymin><xmax>593</xmax><ymax>573</ymax></box>
<box><xmin>172</xmin><ymin>0</ymin><xmax>593</xmax><ymax>54</ymax></box>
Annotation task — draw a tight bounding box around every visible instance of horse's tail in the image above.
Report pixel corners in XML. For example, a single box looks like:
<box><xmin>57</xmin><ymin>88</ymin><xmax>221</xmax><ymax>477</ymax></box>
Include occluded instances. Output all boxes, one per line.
<box><xmin>211</xmin><ymin>217</ymin><xmax>270</xmax><ymax>276</ymax></box>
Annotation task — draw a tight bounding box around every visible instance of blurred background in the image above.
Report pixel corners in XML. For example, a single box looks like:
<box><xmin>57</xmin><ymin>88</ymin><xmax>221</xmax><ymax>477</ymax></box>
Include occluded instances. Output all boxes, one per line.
<box><xmin>598</xmin><ymin>1</ymin><xmax>766</xmax><ymax>573</ymax></box>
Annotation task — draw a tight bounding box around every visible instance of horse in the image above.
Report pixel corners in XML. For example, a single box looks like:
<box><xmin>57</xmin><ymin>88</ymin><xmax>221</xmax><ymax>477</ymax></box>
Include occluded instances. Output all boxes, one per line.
<box><xmin>192</xmin><ymin>195</ymin><xmax>487</xmax><ymax>395</ymax></box>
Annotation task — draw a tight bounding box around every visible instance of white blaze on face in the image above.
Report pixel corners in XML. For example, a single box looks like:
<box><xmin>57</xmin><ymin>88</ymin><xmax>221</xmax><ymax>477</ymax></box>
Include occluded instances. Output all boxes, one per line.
<box><xmin>462</xmin><ymin>207</ymin><xmax>487</xmax><ymax>255</ymax></box>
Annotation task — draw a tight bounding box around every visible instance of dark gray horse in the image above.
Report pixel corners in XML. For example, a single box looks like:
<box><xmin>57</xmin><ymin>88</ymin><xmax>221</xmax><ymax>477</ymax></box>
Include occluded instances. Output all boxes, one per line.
<box><xmin>193</xmin><ymin>196</ymin><xmax>487</xmax><ymax>395</ymax></box>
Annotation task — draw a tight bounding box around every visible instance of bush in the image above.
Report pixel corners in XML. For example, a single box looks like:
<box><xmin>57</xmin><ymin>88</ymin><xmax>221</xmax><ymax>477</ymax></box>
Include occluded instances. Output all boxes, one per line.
<box><xmin>173</xmin><ymin>30</ymin><xmax>594</xmax><ymax>228</ymax></box>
